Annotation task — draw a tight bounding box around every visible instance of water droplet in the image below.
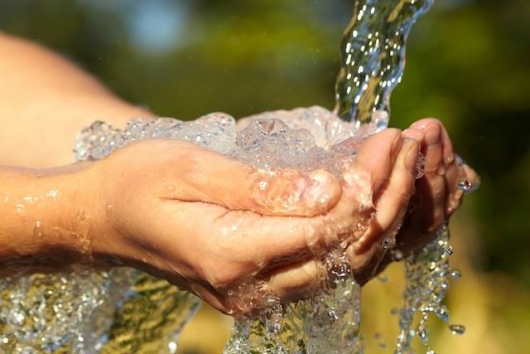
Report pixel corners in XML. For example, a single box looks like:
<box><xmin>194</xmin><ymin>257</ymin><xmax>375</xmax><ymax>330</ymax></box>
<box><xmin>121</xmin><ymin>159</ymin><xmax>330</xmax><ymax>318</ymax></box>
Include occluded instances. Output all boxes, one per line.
<box><xmin>257</xmin><ymin>180</ymin><xmax>268</xmax><ymax>191</ymax></box>
<box><xmin>443</xmin><ymin>246</ymin><xmax>453</xmax><ymax>256</ymax></box>
<box><xmin>450</xmin><ymin>270</ymin><xmax>462</xmax><ymax>279</ymax></box>
<box><xmin>377</xmin><ymin>274</ymin><xmax>389</xmax><ymax>283</ymax></box>
<box><xmin>436</xmin><ymin>306</ymin><xmax>449</xmax><ymax>322</ymax></box>
<box><xmin>449</xmin><ymin>324</ymin><xmax>466</xmax><ymax>335</ymax></box>
<box><xmin>391</xmin><ymin>249</ymin><xmax>404</xmax><ymax>260</ymax></box>
<box><xmin>33</xmin><ymin>221</ymin><xmax>43</xmax><ymax>238</ymax></box>
<box><xmin>77</xmin><ymin>208</ymin><xmax>86</xmax><ymax>221</ymax></box>
<box><xmin>168</xmin><ymin>341</ymin><xmax>177</xmax><ymax>353</ymax></box>
<box><xmin>382</xmin><ymin>234</ymin><xmax>396</xmax><ymax>249</ymax></box>
<box><xmin>457</xmin><ymin>178</ymin><xmax>472</xmax><ymax>192</ymax></box>
<box><xmin>418</xmin><ymin>328</ymin><xmax>428</xmax><ymax>343</ymax></box>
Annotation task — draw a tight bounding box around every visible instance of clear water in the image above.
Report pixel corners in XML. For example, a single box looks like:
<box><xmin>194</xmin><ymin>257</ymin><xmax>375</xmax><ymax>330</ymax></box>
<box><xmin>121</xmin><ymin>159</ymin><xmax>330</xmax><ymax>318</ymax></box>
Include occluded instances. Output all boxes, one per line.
<box><xmin>0</xmin><ymin>0</ymin><xmax>472</xmax><ymax>353</ymax></box>
<box><xmin>335</xmin><ymin>0</ymin><xmax>434</xmax><ymax>126</ymax></box>
<box><xmin>0</xmin><ymin>267</ymin><xmax>201</xmax><ymax>353</ymax></box>
<box><xmin>395</xmin><ymin>225</ymin><xmax>465</xmax><ymax>353</ymax></box>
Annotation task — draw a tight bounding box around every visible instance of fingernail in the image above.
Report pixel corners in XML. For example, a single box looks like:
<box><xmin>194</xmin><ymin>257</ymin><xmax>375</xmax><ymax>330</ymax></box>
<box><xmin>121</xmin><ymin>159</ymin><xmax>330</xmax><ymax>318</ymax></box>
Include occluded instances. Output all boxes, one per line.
<box><xmin>404</xmin><ymin>139</ymin><xmax>419</xmax><ymax>170</ymax></box>
<box><xmin>424</xmin><ymin>123</ymin><xmax>441</xmax><ymax>147</ymax></box>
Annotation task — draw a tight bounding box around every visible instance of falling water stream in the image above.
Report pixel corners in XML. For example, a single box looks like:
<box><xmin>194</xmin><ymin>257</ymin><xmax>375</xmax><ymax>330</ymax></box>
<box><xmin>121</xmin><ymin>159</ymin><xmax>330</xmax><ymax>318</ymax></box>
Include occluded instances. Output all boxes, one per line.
<box><xmin>0</xmin><ymin>1</ymin><xmax>474</xmax><ymax>353</ymax></box>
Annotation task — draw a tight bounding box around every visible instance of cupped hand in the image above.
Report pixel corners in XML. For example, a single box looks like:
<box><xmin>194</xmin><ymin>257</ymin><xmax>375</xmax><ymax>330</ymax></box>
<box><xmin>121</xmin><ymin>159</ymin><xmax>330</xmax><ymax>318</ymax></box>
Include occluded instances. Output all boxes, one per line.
<box><xmin>87</xmin><ymin>130</ymin><xmax>418</xmax><ymax>315</ymax></box>
<box><xmin>392</xmin><ymin>119</ymin><xmax>479</xmax><ymax>257</ymax></box>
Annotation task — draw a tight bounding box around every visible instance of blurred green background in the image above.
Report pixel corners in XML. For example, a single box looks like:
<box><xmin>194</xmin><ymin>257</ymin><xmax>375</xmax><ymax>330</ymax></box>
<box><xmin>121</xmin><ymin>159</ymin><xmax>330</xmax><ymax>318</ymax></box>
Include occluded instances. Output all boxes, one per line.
<box><xmin>1</xmin><ymin>0</ymin><xmax>528</xmax><ymax>353</ymax></box>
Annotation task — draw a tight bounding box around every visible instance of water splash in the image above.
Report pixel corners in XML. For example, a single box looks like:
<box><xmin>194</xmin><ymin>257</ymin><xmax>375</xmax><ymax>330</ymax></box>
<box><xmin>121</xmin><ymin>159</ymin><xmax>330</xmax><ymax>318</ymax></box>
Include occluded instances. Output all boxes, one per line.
<box><xmin>0</xmin><ymin>268</ymin><xmax>201</xmax><ymax>353</ymax></box>
<box><xmin>224</xmin><ymin>249</ymin><xmax>363</xmax><ymax>354</ymax></box>
<box><xmin>395</xmin><ymin>224</ymin><xmax>465</xmax><ymax>353</ymax></box>
<box><xmin>0</xmin><ymin>0</ymin><xmax>477</xmax><ymax>352</ymax></box>
<box><xmin>335</xmin><ymin>0</ymin><xmax>434</xmax><ymax>126</ymax></box>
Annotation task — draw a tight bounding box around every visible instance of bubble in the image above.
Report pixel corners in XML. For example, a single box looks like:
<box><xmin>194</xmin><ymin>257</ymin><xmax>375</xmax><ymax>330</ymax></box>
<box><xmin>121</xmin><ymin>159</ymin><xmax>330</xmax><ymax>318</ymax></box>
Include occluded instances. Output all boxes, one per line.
<box><xmin>457</xmin><ymin>178</ymin><xmax>472</xmax><ymax>192</ymax></box>
<box><xmin>168</xmin><ymin>341</ymin><xmax>177</xmax><ymax>353</ymax></box>
<box><xmin>382</xmin><ymin>234</ymin><xmax>396</xmax><ymax>249</ymax></box>
<box><xmin>449</xmin><ymin>324</ymin><xmax>466</xmax><ymax>335</ymax></box>
<box><xmin>450</xmin><ymin>270</ymin><xmax>462</xmax><ymax>279</ymax></box>
<box><xmin>33</xmin><ymin>221</ymin><xmax>43</xmax><ymax>238</ymax></box>
<box><xmin>443</xmin><ymin>245</ymin><xmax>454</xmax><ymax>256</ymax></box>
<box><xmin>391</xmin><ymin>249</ymin><xmax>404</xmax><ymax>261</ymax></box>
<box><xmin>105</xmin><ymin>204</ymin><xmax>114</xmax><ymax>216</ymax></box>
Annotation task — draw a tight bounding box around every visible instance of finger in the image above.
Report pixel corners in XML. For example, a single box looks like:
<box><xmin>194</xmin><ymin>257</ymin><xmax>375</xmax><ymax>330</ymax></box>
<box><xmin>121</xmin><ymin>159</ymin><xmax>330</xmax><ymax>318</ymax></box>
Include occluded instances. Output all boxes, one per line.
<box><xmin>209</xmin><ymin>206</ymin><xmax>350</xmax><ymax>265</ymax></box>
<box><xmin>264</xmin><ymin>258</ymin><xmax>327</xmax><ymax>301</ymax></box>
<box><xmin>414</xmin><ymin>121</ymin><xmax>448</xmax><ymax>225</ymax></box>
<box><xmin>166</xmin><ymin>145</ymin><xmax>342</xmax><ymax>217</ymax></box>
<box><xmin>411</xmin><ymin>118</ymin><xmax>455</xmax><ymax>167</ymax></box>
<box><xmin>355</xmin><ymin>138</ymin><xmax>419</xmax><ymax>253</ymax></box>
<box><xmin>462</xmin><ymin>163</ymin><xmax>480</xmax><ymax>190</ymax></box>
<box><xmin>343</xmin><ymin>128</ymin><xmax>402</xmax><ymax>205</ymax></box>
<box><xmin>152</xmin><ymin>198</ymin><xmax>354</xmax><ymax>292</ymax></box>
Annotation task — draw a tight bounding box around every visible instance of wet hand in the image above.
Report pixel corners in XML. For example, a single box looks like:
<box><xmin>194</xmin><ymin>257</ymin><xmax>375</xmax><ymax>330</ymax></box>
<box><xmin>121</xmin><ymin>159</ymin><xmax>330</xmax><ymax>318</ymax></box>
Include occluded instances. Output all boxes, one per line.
<box><xmin>393</xmin><ymin>119</ymin><xmax>479</xmax><ymax>258</ymax></box>
<box><xmin>90</xmin><ymin>138</ymin><xmax>348</xmax><ymax>314</ymax></box>
<box><xmin>86</xmin><ymin>131</ymin><xmax>418</xmax><ymax>314</ymax></box>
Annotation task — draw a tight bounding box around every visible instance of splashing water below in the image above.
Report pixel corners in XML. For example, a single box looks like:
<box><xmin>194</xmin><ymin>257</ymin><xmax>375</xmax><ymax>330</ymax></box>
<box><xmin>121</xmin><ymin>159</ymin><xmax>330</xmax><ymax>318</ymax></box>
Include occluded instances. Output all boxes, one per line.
<box><xmin>0</xmin><ymin>0</ymin><xmax>472</xmax><ymax>353</ymax></box>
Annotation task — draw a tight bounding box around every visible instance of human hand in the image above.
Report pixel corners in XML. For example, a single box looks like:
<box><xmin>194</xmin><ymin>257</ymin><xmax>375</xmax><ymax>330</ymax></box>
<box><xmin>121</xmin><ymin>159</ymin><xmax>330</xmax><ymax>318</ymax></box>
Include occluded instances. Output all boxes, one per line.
<box><xmin>351</xmin><ymin>118</ymin><xmax>479</xmax><ymax>279</ymax></box>
<box><xmin>392</xmin><ymin>118</ymin><xmax>479</xmax><ymax>256</ymax></box>
<box><xmin>355</xmin><ymin>119</ymin><xmax>479</xmax><ymax>283</ymax></box>
<box><xmin>86</xmin><ymin>130</ymin><xmax>418</xmax><ymax>314</ymax></box>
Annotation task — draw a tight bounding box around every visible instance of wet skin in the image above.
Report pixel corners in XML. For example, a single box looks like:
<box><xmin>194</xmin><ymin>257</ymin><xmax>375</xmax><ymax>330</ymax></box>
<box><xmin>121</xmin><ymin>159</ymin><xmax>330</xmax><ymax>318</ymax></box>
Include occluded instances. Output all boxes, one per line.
<box><xmin>80</xmin><ymin>128</ymin><xmax>419</xmax><ymax>314</ymax></box>
<box><xmin>0</xmin><ymin>34</ymin><xmax>479</xmax><ymax>316</ymax></box>
<box><xmin>0</xmin><ymin>119</ymin><xmax>478</xmax><ymax>316</ymax></box>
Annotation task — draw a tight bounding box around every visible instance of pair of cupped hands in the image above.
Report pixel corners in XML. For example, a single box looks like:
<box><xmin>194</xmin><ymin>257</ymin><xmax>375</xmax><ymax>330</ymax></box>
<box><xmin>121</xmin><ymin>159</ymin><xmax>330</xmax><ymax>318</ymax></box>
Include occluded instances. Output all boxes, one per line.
<box><xmin>72</xmin><ymin>117</ymin><xmax>476</xmax><ymax>315</ymax></box>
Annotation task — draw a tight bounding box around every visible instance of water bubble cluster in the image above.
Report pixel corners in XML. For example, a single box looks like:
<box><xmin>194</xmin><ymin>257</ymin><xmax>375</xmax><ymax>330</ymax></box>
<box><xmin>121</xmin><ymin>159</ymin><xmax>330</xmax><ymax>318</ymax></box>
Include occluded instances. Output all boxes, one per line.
<box><xmin>3</xmin><ymin>106</ymin><xmax>369</xmax><ymax>353</ymax></box>
<box><xmin>0</xmin><ymin>267</ymin><xmax>201</xmax><ymax>353</ymax></box>
<box><xmin>225</xmin><ymin>249</ymin><xmax>363</xmax><ymax>354</ymax></box>
<box><xmin>79</xmin><ymin>107</ymin><xmax>370</xmax><ymax>354</ymax></box>
<box><xmin>396</xmin><ymin>224</ymin><xmax>466</xmax><ymax>353</ymax></box>
<box><xmin>2</xmin><ymin>105</ymin><xmax>462</xmax><ymax>353</ymax></box>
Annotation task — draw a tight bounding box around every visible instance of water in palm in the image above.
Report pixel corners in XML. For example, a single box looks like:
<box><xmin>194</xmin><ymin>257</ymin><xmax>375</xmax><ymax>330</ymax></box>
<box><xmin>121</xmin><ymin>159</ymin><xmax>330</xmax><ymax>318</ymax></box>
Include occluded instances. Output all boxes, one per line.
<box><xmin>0</xmin><ymin>1</ymin><xmax>470</xmax><ymax>353</ymax></box>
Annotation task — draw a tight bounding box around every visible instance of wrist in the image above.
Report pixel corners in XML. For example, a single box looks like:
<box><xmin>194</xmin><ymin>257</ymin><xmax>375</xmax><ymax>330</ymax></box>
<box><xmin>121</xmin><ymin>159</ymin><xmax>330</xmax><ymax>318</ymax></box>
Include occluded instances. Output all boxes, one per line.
<box><xmin>0</xmin><ymin>162</ymin><xmax>103</xmax><ymax>274</ymax></box>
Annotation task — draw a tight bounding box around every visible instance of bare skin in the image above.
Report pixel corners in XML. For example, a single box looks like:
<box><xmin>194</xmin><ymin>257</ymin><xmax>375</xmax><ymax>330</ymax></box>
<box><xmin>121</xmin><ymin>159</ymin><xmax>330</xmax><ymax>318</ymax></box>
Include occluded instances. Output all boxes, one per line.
<box><xmin>0</xmin><ymin>33</ymin><xmax>478</xmax><ymax>314</ymax></box>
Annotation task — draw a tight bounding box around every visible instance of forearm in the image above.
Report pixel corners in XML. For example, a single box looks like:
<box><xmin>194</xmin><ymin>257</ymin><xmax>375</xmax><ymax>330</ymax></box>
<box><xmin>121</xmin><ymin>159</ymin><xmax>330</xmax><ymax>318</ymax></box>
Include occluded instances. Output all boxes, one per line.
<box><xmin>0</xmin><ymin>164</ymin><xmax>101</xmax><ymax>275</ymax></box>
<box><xmin>0</xmin><ymin>32</ymin><xmax>154</xmax><ymax>168</ymax></box>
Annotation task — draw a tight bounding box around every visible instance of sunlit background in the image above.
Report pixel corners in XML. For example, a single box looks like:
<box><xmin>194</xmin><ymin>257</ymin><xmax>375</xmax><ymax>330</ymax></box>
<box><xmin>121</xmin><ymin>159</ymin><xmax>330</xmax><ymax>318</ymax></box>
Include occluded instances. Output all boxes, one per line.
<box><xmin>1</xmin><ymin>0</ymin><xmax>529</xmax><ymax>353</ymax></box>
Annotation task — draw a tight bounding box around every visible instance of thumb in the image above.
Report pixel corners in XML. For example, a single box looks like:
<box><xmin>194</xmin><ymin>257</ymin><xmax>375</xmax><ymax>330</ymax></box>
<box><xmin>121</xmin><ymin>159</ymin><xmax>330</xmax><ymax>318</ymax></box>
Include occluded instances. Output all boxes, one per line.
<box><xmin>167</xmin><ymin>146</ymin><xmax>342</xmax><ymax>217</ymax></box>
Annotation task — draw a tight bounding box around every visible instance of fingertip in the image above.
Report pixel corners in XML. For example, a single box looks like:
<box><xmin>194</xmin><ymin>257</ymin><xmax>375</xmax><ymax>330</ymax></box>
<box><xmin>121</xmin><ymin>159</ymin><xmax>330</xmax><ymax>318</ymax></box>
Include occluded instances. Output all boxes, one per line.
<box><xmin>402</xmin><ymin>128</ymin><xmax>425</xmax><ymax>146</ymax></box>
<box><xmin>463</xmin><ymin>164</ymin><xmax>480</xmax><ymax>190</ymax></box>
<box><xmin>413</xmin><ymin>118</ymin><xmax>455</xmax><ymax>165</ymax></box>
<box><xmin>303</xmin><ymin>169</ymin><xmax>342</xmax><ymax>214</ymax></box>
<box><xmin>410</xmin><ymin>117</ymin><xmax>442</xmax><ymax>131</ymax></box>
